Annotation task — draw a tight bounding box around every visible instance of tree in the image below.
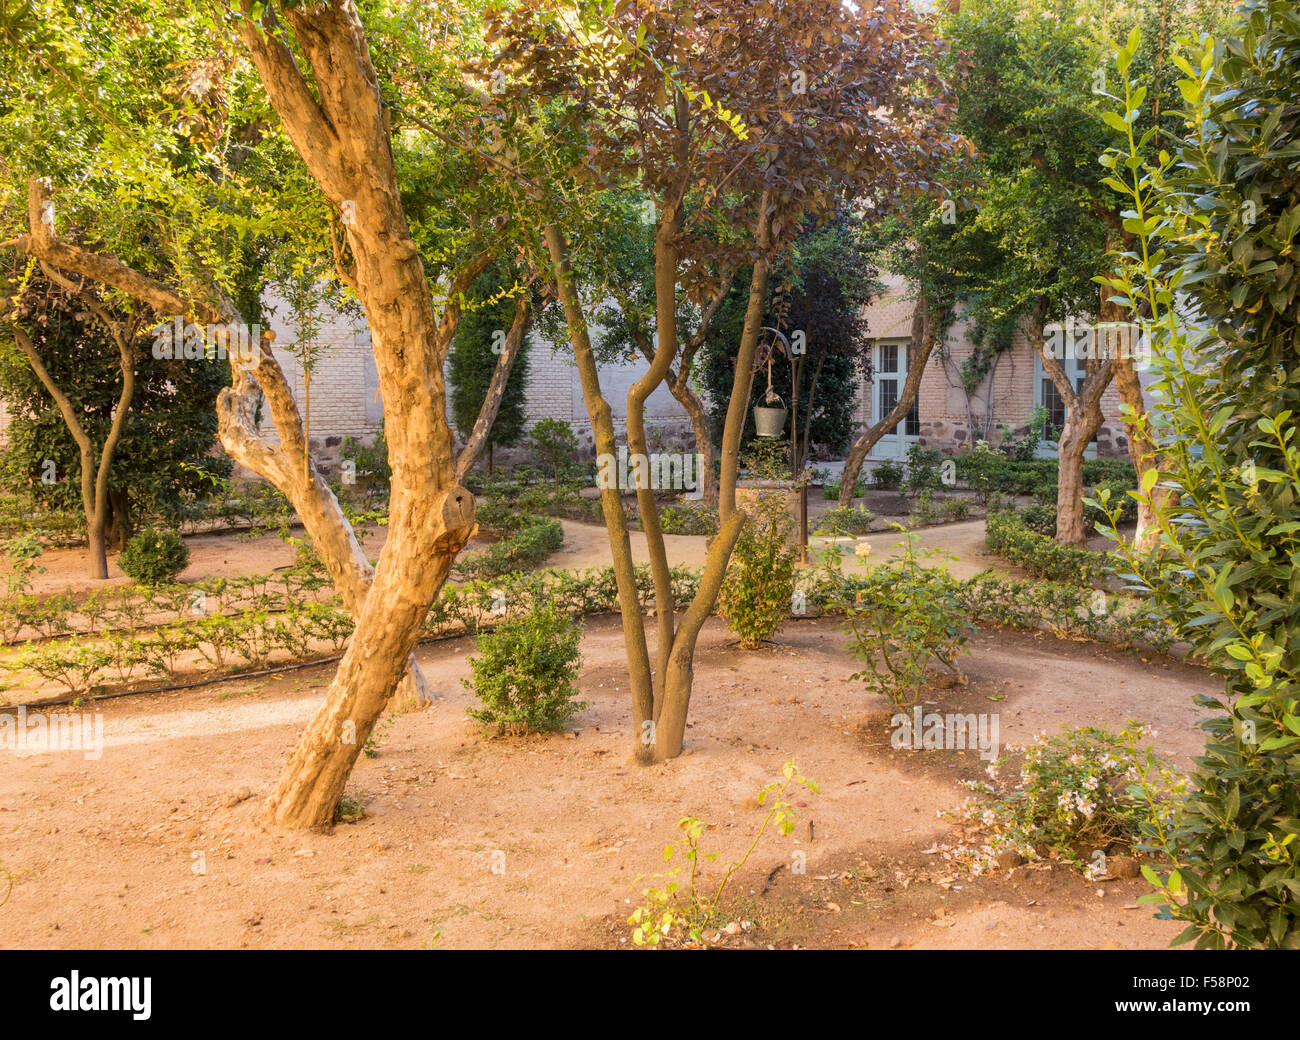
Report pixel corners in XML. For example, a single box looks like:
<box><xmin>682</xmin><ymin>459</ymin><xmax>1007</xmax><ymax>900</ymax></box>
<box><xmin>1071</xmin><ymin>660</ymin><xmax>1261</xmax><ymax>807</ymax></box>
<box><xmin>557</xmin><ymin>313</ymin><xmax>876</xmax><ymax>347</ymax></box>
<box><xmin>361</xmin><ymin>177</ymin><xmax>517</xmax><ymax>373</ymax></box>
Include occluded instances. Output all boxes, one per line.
<box><xmin>489</xmin><ymin>0</ymin><xmax>954</xmax><ymax>760</ymax></box>
<box><xmin>700</xmin><ymin>213</ymin><xmax>877</xmax><ymax>465</ymax></box>
<box><xmin>448</xmin><ymin>262</ymin><xmax>532</xmax><ymax>474</ymax></box>
<box><xmin>0</xmin><ymin>272</ymin><xmax>138</xmax><ymax>578</ymax></box>
<box><xmin>941</xmin><ymin>0</ymin><xmax>1222</xmax><ymax>546</ymax></box>
<box><xmin>3</xmin><ymin>0</ymin><xmax>533</xmax><ymax>828</ymax></box>
<box><xmin>0</xmin><ymin>272</ymin><xmax>229</xmax><ymax>567</ymax></box>
<box><xmin>834</xmin><ymin>185</ymin><xmax>979</xmax><ymax>506</ymax></box>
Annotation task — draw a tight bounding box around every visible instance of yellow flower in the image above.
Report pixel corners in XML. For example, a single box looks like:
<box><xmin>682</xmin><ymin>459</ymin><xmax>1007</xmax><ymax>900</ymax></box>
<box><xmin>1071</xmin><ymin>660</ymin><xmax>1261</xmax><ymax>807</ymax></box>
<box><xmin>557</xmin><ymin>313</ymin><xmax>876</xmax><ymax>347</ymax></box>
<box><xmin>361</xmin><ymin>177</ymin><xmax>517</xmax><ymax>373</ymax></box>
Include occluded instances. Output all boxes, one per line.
<box><xmin>854</xmin><ymin>542</ymin><xmax>872</xmax><ymax>559</ymax></box>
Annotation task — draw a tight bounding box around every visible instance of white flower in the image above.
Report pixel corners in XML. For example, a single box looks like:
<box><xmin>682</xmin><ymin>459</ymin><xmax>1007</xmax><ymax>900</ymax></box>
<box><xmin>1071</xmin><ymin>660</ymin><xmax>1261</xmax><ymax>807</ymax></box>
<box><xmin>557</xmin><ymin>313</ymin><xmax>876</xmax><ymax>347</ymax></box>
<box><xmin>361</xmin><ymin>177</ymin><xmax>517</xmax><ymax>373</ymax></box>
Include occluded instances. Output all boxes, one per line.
<box><xmin>1083</xmin><ymin>775</ymin><xmax>1099</xmax><ymax>792</ymax></box>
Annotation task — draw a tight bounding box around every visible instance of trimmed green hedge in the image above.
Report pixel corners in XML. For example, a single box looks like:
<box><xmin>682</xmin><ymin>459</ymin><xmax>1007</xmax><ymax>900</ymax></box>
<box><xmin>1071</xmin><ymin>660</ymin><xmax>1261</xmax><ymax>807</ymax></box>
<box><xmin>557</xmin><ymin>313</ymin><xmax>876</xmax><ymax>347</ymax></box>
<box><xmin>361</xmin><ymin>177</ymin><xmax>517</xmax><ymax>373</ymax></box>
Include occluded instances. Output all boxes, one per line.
<box><xmin>985</xmin><ymin>511</ymin><xmax>1111</xmax><ymax>585</ymax></box>
<box><xmin>954</xmin><ymin>453</ymin><xmax>1134</xmax><ymax>497</ymax></box>
<box><xmin>454</xmin><ymin>503</ymin><xmax>564</xmax><ymax>579</ymax></box>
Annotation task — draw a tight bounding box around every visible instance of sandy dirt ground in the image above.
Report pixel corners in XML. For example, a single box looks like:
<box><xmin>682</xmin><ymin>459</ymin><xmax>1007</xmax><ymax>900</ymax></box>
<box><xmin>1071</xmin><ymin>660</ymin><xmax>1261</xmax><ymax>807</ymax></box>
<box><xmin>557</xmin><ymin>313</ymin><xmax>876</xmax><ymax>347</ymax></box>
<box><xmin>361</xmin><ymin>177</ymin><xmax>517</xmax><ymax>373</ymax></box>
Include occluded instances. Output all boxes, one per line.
<box><xmin>0</xmin><ymin>610</ymin><xmax>1217</xmax><ymax>950</ymax></box>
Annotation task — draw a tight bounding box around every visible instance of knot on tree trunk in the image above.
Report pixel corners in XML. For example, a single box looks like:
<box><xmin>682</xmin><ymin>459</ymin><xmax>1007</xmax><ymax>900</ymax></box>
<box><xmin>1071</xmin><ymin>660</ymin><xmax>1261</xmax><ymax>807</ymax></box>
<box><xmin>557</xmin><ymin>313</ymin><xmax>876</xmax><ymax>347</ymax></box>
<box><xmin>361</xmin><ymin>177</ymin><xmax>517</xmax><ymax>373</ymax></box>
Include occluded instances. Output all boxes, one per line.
<box><xmin>431</xmin><ymin>485</ymin><xmax>477</xmax><ymax>556</ymax></box>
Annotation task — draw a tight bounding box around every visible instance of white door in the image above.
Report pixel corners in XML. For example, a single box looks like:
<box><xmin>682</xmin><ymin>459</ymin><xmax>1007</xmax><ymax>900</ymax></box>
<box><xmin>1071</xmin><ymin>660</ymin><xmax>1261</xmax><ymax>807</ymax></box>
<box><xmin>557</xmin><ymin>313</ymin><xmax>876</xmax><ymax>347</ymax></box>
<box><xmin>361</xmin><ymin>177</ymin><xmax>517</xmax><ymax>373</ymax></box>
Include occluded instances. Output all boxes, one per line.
<box><xmin>873</xmin><ymin>340</ymin><xmax>920</xmax><ymax>458</ymax></box>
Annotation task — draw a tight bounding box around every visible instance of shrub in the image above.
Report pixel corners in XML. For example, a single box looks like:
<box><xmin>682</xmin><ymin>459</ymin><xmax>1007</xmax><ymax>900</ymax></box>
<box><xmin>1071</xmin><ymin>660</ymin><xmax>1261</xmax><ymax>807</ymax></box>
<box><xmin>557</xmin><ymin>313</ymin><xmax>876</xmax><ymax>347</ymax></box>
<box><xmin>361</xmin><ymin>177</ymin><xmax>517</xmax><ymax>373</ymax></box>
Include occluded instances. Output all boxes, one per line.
<box><xmin>985</xmin><ymin>512</ymin><xmax>1109</xmax><ymax>585</ymax></box>
<box><xmin>837</xmin><ymin>534</ymin><xmax>974</xmax><ymax>706</ymax></box>
<box><xmin>871</xmin><ymin>459</ymin><xmax>906</xmax><ymax>490</ymax></box>
<box><xmin>455</xmin><ymin>505</ymin><xmax>563</xmax><ymax>579</ymax></box>
<box><xmin>718</xmin><ymin>484</ymin><xmax>797</xmax><ymax>647</ymax></box>
<box><xmin>659</xmin><ymin>502</ymin><xmax>719</xmax><ymax>536</ymax></box>
<box><xmin>1019</xmin><ymin>504</ymin><xmax>1057</xmax><ymax>537</ymax></box>
<box><xmin>942</xmin><ymin>723</ymin><xmax>1184</xmax><ymax>878</ymax></box>
<box><xmin>822</xmin><ymin>477</ymin><xmax>867</xmax><ymax>500</ymax></box>
<box><xmin>1098</xmin><ymin>13</ymin><xmax>1300</xmax><ymax>948</ymax></box>
<box><xmin>905</xmin><ymin>443</ymin><xmax>942</xmax><ymax>493</ymax></box>
<box><xmin>817</xmin><ymin>505</ymin><xmax>874</xmax><ymax>536</ymax></box>
<box><xmin>463</xmin><ymin>603</ymin><xmax>585</xmax><ymax>734</ymax></box>
<box><xmin>942</xmin><ymin>497</ymin><xmax>972</xmax><ymax>521</ymax></box>
<box><xmin>741</xmin><ymin>437</ymin><xmax>790</xmax><ymax>481</ymax></box>
<box><xmin>529</xmin><ymin>418</ymin><xmax>579</xmax><ymax>484</ymax></box>
<box><xmin>118</xmin><ymin>528</ymin><xmax>189</xmax><ymax>585</ymax></box>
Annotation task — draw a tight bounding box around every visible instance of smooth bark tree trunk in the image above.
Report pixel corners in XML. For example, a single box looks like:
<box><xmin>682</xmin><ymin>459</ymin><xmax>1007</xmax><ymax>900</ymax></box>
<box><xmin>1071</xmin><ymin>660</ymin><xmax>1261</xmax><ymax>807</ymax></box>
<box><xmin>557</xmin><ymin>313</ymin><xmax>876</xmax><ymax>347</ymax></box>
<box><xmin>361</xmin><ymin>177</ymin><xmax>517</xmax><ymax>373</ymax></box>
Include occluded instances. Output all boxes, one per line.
<box><xmin>655</xmin><ymin>199</ymin><xmax>773</xmax><ymax>760</ymax></box>
<box><xmin>543</xmin><ymin>222</ymin><xmax>657</xmax><ymax>762</ymax></box>
<box><xmin>1103</xmin><ymin>293</ymin><xmax>1172</xmax><ymax>551</ymax></box>
<box><xmin>454</xmin><ymin>293</ymin><xmax>531</xmax><ymax>484</ymax></box>
<box><xmin>668</xmin><ymin>367</ymin><xmax>718</xmax><ymax>509</ymax></box>
<box><xmin>839</xmin><ymin>297</ymin><xmax>939</xmax><ymax>507</ymax></box>
<box><xmin>1031</xmin><ymin>300</ymin><xmax>1114</xmax><ymax>548</ymax></box>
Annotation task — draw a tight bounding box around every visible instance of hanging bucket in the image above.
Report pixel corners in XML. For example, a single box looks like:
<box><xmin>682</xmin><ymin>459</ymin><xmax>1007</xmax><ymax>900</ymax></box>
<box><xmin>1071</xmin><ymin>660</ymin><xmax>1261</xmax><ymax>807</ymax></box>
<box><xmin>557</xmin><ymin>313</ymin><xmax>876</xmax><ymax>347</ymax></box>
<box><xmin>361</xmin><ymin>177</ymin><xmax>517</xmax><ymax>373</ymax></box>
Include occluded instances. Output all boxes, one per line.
<box><xmin>753</xmin><ymin>404</ymin><xmax>788</xmax><ymax>438</ymax></box>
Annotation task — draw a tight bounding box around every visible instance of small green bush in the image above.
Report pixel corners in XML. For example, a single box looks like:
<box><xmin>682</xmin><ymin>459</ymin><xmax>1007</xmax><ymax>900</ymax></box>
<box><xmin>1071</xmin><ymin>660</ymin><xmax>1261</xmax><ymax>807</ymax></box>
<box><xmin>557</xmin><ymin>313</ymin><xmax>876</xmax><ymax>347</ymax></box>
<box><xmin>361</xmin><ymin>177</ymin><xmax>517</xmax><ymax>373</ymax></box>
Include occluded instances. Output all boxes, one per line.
<box><xmin>455</xmin><ymin>505</ymin><xmax>563</xmax><ymax>579</ymax></box>
<box><xmin>837</xmin><ymin>535</ymin><xmax>974</xmax><ymax>706</ymax></box>
<box><xmin>659</xmin><ymin>502</ymin><xmax>719</xmax><ymax>536</ymax></box>
<box><xmin>1020</xmin><ymin>504</ymin><xmax>1058</xmax><ymax>536</ymax></box>
<box><xmin>719</xmin><ymin>484</ymin><xmax>797</xmax><ymax>648</ymax></box>
<box><xmin>118</xmin><ymin>528</ymin><xmax>190</xmax><ymax>585</ymax></box>
<box><xmin>905</xmin><ymin>443</ymin><xmax>943</xmax><ymax>493</ymax></box>
<box><xmin>529</xmin><ymin>418</ymin><xmax>579</xmax><ymax>484</ymax></box>
<box><xmin>872</xmin><ymin>459</ymin><xmax>906</xmax><ymax>490</ymax></box>
<box><xmin>464</xmin><ymin>603</ymin><xmax>586</xmax><ymax>734</ymax></box>
<box><xmin>817</xmin><ymin>505</ymin><xmax>875</xmax><ymax>536</ymax></box>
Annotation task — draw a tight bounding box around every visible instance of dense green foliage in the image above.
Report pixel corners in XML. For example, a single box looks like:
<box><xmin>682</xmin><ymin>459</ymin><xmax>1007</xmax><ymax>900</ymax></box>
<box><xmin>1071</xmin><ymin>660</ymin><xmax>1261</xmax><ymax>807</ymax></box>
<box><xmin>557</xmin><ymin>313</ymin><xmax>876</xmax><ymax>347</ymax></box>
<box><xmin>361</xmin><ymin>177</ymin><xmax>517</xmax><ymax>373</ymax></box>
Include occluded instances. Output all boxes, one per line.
<box><xmin>718</xmin><ymin>484</ymin><xmax>797</xmax><ymax>648</ymax></box>
<box><xmin>448</xmin><ymin>263</ymin><xmax>532</xmax><ymax>468</ymax></box>
<box><xmin>1100</xmin><ymin>7</ymin><xmax>1300</xmax><ymax>948</ymax></box>
<box><xmin>0</xmin><ymin>281</ymin><xmax>229</xmax><ymax>541</ymax></box>
<box><xmin>117</xmin><ymin>527</ymin><xmax>189</xmax><ymax>585</ymax></box>
<box><xmin>986</xmin><ymin>511</ymin><xmax>1110</xmax><ymax>585</ymax></box>
<box><xmin>464</xmin><ymin>603</ymin><xmax>585</xmax><ymax>735</ymax></box>
<box><xmin>454</xmin><ymin>502</ymin><xmax>563</xmax><ymax>579</ymax></box>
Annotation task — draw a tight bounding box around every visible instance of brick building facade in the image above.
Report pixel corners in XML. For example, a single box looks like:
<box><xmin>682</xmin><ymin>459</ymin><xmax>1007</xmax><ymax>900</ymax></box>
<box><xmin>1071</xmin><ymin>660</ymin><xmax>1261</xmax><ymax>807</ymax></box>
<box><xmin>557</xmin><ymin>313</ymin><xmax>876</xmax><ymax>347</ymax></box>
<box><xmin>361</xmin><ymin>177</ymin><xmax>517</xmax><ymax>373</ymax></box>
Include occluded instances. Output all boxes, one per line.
<box><xmin>853</xmin><ymin>274</ymin><xmax>1136</xmax><ymax>462</ymax></box>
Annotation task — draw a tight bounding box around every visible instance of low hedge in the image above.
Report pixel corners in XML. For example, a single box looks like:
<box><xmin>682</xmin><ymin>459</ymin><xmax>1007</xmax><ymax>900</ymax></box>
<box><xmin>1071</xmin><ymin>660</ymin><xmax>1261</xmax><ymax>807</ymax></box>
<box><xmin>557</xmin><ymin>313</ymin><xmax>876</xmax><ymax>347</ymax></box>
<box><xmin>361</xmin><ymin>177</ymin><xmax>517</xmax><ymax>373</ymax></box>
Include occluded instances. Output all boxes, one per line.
<box><xmin>454</xmin><ymin>504</ymin><xmax>564</xmax><ymax>579</ymax></box>
<box><xmin>985</xmin><ymin>511</ymin><xmax>1111</xmax><ymax>585</ymax></box>
<box><xmin>953</xmin><ymin>454</ymin><xmax>1135</xmax><ymax>498</ymax></box>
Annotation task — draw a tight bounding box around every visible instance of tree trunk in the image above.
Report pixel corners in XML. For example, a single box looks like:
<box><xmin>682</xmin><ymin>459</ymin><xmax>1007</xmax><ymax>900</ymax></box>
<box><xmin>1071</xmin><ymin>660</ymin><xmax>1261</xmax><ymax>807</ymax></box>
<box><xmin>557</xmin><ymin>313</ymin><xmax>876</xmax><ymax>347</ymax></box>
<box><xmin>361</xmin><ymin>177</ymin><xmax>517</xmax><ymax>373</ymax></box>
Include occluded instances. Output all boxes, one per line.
<box><xmin>1032</xmin><ymin>299</ymin><xmax>1113</xmax><ymax>547</ymax></box>
<box><xmin>454</xmin><ymin>293</ymin><xmax>530</xmax><ymax>484</ymax></box>
<box><xmin>1106</xmin><ymin>304</ymin><xmax>1172</xmax><ymax>551</ymax></box>
<box><xmin>543</xmin><ymin>221</ymin><xmax>657</xmax><ymax>762</ymax></box>
<box><xmin>667</xmin><ymin>369</ymin><xmax>718</xmax><ymax>509</ymax></box>
<box><xmin>1054</xmin><ymin>409</ymin><xmax>1101</xmax><ymax>547</ymax></box>
<box><xmin>19</xmin><ymin>182</ymin><xmax>439</xmax><ymax>709</ymax></box>
<box><xmin>86</xmin><ymin>508</ymin><xmax>109</xmax><ymax>580</ymax></box>
<box><xmin>238</xmin><ymin>0</ymin><xmax>486</xmax><ymax>826</ymax></box>
<box><xmin>105</xmin><ymin>486</ymin><xmax>130</xmax><ymax>551</ymax></box>
<box><xmin>654</xmin><ymin>199</ymin><xmax>772</xmax><ymax>760</ymax></box>
<box><xmin>839</xmin><ymin>296</ymin><xmax>938</xmax><ymax>507</ymax></box>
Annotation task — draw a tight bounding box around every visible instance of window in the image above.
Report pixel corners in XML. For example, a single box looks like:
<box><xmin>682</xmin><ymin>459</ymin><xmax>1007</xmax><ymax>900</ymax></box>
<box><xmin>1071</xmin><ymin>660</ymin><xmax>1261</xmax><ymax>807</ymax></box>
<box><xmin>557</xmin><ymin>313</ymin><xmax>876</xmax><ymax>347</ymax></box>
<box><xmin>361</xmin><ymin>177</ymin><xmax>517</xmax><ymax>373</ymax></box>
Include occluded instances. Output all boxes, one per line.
<box><xmin>873</xmin><ymin>340</ymin><xmax>920</xmax><ymax>452</ymax></box>
<box><xmin>1033</xmin><ymin>352</ymin><xmax>1097</xmax><ymax>455</ymax></box>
